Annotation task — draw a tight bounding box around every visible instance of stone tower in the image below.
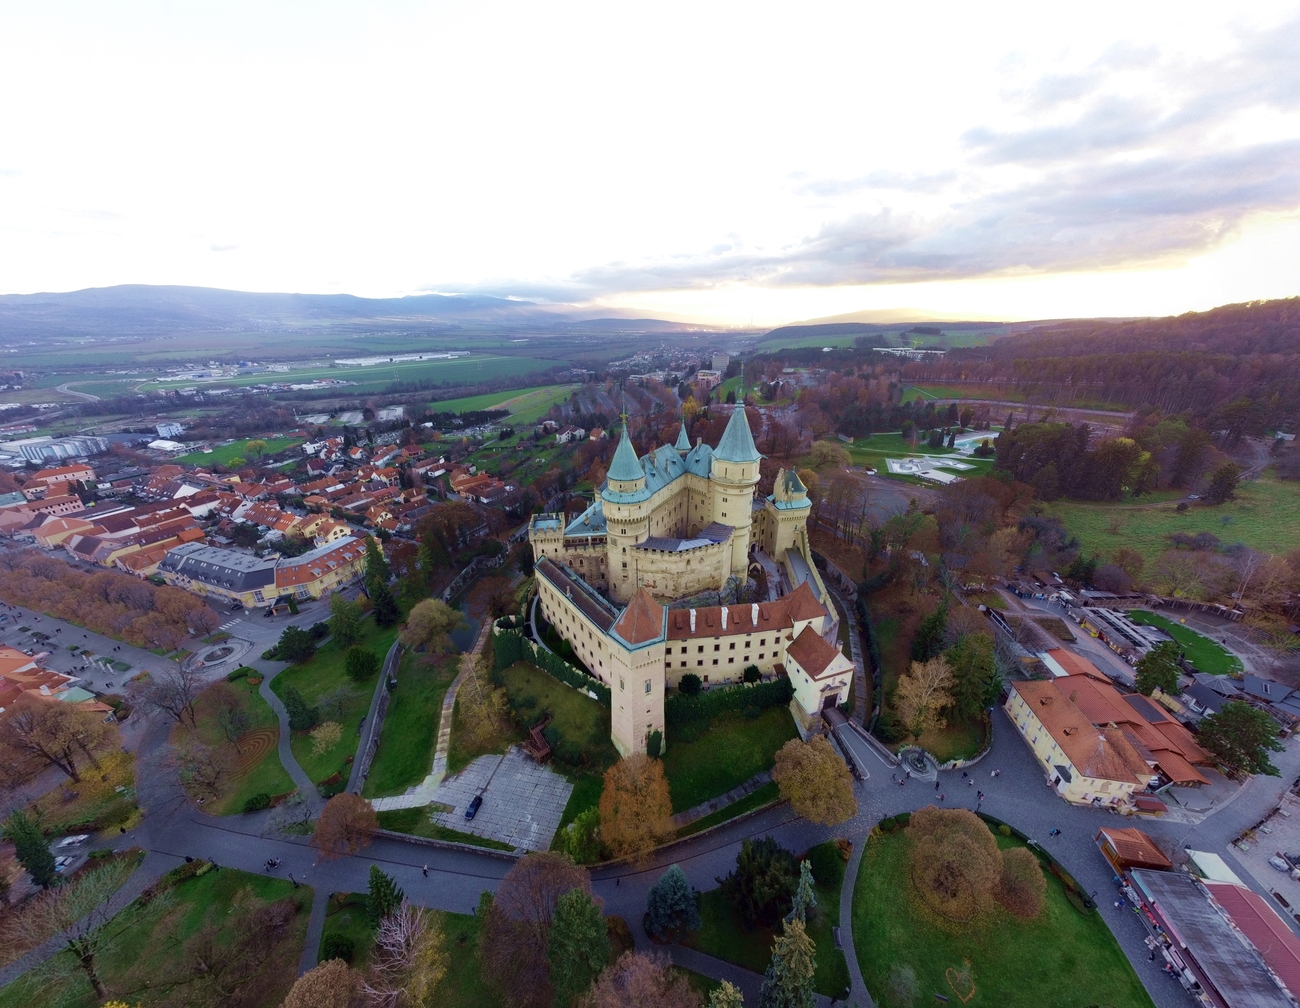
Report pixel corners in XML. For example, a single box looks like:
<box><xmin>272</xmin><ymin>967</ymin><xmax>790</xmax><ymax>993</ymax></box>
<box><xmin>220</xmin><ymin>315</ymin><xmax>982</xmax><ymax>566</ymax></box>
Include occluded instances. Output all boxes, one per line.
<box><xmin>709</xmin><ymin>406</ymin><xmax>762</xmax><ymax>576</ymax></box>
<box><xmin>602</xmin><ymin>423</ymin><xmax>651</xmax><ymax>603</ymax></box>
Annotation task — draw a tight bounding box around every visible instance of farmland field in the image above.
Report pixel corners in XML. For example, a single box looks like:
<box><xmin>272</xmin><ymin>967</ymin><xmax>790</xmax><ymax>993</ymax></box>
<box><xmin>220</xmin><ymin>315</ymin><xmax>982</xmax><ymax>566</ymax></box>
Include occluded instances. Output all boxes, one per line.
<box><xmin>177</xmin><ymin>436</ymin><xmax>302</xmax><ymax>465</ymax></box>
<box><xmin>429</xmin><ymin>383</ymin><xmax>578</xmax><ymax>424</ymax></box>
<box><xmin>1049</xmin><ymin>474</ymin><xmax>1300</xmax><ymax>567</ymax></box>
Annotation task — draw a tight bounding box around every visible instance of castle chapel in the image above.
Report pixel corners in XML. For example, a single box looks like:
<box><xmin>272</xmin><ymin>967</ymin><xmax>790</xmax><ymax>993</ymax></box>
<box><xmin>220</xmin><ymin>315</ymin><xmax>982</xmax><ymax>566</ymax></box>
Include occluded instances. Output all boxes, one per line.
<box><xmin>529</xmin><ymin>407</ymin><xmax>854</xmax><ymax>756</ymax></box>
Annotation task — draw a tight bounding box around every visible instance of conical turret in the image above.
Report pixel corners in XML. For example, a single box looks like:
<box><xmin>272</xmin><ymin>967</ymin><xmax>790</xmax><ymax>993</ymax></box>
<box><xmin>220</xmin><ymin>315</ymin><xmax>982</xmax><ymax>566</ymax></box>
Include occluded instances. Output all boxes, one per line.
<box><xmin>608</xmin><ymin>423</ymin><xmax>645</xmax><ymax>482</ymax></box>
<box><xmin>714</xmin><ymin>405</ymin><xmax>761</xmax><ymax>463</ymax></box>
<box><xmin>674</xmin><ymin>422</ymin><xmax>691</xmax><ymax>454</ymax></box>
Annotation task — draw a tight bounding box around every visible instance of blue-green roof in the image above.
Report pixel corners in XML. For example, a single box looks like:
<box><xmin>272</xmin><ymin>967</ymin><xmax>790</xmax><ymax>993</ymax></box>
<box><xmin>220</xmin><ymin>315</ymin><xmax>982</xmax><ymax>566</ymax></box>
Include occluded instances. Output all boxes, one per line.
<box><xmin>674</xmin><ymin>423</ymin><xmax>691</xmax><ymax>452</ymax></box>
<box><xmin>608</xmin><ymin>424</ymin><xmax>644</xmax><ymax>482</ymax></box>
<box><xmin>714</xmin><ymin>407</ymin><xmax>761</xmax><ymax>463</ymax></box>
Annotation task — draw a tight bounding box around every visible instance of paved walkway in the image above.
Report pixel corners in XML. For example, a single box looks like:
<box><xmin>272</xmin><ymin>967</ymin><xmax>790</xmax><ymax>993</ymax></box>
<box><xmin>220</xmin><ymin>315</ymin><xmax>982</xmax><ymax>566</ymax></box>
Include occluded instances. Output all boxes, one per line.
<box><xmin>348</xmin><ymin>637</ymin><xmax>404</xmax><ymax>794</ymax></box>
<box><xmin>369</xmin><ymin>621</ymin><xmax>490</xmax><ymax>810</ymax></box>
<box><xmin>826</xmin><ymin>583</ymin><xmax>867</xmax><ymax>723</ymax></box>
<box><xmin>671</xmin><ymin>771</ymin><xmax>773</xmax><ymax>830</ymax></box>
<box><xmin>257</xmin><ymin>660</ymin><xmax>319</xmax><ymax>809</ymax></box>
<box><xmin>298</xmin><ymin>887</ymin><xmax>329</xmax><ymax>976</ymax></box>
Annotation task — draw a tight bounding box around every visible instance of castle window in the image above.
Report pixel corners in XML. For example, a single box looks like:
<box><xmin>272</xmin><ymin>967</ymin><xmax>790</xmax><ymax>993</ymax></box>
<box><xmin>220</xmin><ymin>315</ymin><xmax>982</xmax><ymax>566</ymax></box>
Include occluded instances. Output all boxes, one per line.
<box><xmin>644</xmin><ymin>679</ymin><xmax>652</xmax><ymax>694</ymax></box>
<box><xmin>744</xmin><ymin>655</ymin><xmax>750</xmax><ymax>662</ymax></box>
<box><xmin>681</xmin><ymin>662</ymin><xmax>687</xmax><ymax>667</ymax></box>
<box><xmin>729</xmin><ymin>657</ymin><xmax>734</xmax><ymax>663</ymax></box>
<box><xmin>759</xmin><ymin>653</ymin><xmax>765</xmax><ymax>659</ymax></box>
<box><xmin>712</xmin><ymin>659</ymin><xmax>718</xmax><ymax>666</ymax></box>
<box><xmin>729</xmin><ymin>642</ymin><xmax>735</xmax><ymax>650</ymax></box>
<box><xmin>698</xmin><ymin>660</ymin><xmax>704</xmax><ymax>666</ymax></box>
<box><xmin>622</xmin><ymin>562</ymin><xmax>628</xmax><ymax>569</ymax></box>
<box><xmin>698</xmin><ymin>646</ymin><xmax>704</xmax><ymax>653</ymax></box>
<box><xmin>713</xmin><ymin>644</ymin><xmax>720</xmax><ymax>652</ymax></box>
<box><xmin>620</xmin><ymin>677</ymin><xmax>625</xmax><ymax>691</ymax></box>
<box><xmin>760</xmin><ymin>639</ymin><xmax>766</xmax><ymax>646</ymax></box>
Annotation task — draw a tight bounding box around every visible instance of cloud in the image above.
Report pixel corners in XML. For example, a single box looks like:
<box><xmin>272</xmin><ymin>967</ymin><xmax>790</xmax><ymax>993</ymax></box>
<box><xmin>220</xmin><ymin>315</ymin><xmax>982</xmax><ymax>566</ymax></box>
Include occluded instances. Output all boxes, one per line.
<box><xmin>464</xmin><ymin>17</ymin><xmax>1300</xmax><ymax>301</ymax></box>
<box><xmin>209</xmin><ymin>243</ymin><xmax>240</xmax><ymax>252</ymax></box>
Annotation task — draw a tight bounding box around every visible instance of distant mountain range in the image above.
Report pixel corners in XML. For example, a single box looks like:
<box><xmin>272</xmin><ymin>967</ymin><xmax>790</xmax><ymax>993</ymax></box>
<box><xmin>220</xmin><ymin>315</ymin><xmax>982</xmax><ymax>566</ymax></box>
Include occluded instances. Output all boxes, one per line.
<box><xmin>0</xmin><ymin>285</ymin><xmax>695</xmax><ymax>337</ymax></box>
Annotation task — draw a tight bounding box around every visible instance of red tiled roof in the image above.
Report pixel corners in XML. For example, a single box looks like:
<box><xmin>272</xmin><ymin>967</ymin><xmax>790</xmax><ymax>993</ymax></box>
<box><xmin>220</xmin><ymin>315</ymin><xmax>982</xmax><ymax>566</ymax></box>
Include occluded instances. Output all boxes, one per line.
<box><xmin>1012</xmin><ymin>680</ymin><xmax>1141</xmax><ymax>784</ymax></box>
<box><xmin>785</xmin><ymin>625</ymin><xmax>847</xmax><ymax>679</ymax></box>
<box><xmin>784</xmin><ymin>581</ymin><xmax>827</xmax><ymax>622</ymax></box>
<box><xmin>667</xmin><ymin>599</ymin><xmax>794</xmax><ymax>640</ymax></box>
<box><xmin>1096</xmin><ymin>826</ymin><xmax>1172</xmax><ymax>869</ymax></box>
<box><xmin>612</xmin><ymin>588</ymin><xmax>664</xmax><ymax>646</ymax></box>
<box><xmin>1206</xmin><ymin>882</ymin><xmax>1300</xmax><ymax>997</ymax></box>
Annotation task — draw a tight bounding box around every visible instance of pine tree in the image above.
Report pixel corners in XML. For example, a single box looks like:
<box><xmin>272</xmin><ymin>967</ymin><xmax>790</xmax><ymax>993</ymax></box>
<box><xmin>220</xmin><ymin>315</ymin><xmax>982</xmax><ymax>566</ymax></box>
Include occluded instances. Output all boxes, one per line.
<box><xmin>364</xmin><ymin>535</ymin><xmax>391</xmax><ymax>586</ymax></box>
<box><xmin>709</xmin><ymin>981</ymin><xmax>746</xmax><ymax>1008</ymax></box>
<box><xmin>645</xmin><ymin>864</ymin><xmax>701</xmax><ymax>939</ymax></box>
<box><xmin>4</xmin><ymin>811</ymin><xmax>58</xmax><ymax>889</ymax></box>
<box><xmin>787</xmin><ymin>861</ymin><xmax>816</xmax><ymax>925</ymax></box>
<box><xmin>547</xmin><ymin>887</ymin><xmax>609</xmax><ymax>1007</ymax></box>
<box><xmin>416</xmin><ymin>539</ymin><xmax>436</xmax><ymax>588</ymax></box>
<box><xmin>910</xmin><ymin>601</ymin><xmax>948</xmax><ymax>662</ymax></box>
<box><xmin>366</xmin><ymin>865</ymin><xmax>405</xmax><ymax>925</ymax></box>
<box><xmin>328</xmin><ymin>593</ymin><xmax>363</xmax><ymax>649</ymax></box>
<box><xmin>368</xmin><ymin>578</ymin><xmax>402</xmax><ymax>629</ymax></box>
<box><xmin>756</xmin><ymin>917</ymin><xmax>816</xmax><ymax>1008</ymax></box>
<box><xmin>283</xmin><ymin>685</ymin><xmax>319</xmax><ymax>732</ymax></box>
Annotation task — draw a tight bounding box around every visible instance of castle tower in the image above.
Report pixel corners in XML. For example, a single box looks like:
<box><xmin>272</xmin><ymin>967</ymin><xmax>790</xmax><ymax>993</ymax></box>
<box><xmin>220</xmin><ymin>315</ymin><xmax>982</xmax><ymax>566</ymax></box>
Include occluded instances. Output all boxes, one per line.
<box><xmin>765</xmin><ymin>468</ymin><xmax>811</xmax><ymax>557</ymax></box>
<box><xmin>602</xmin><ymin>422</ymin><xmax>651</xmax><ymax>602</ymax></box>
<box><xmin>608</xmin><ymin>587</ymin><xmax>667</xmax><ymax>756</ymax></box>
<box><xmin>709</xmin><ymin>406</ymin><xmax>762</xmax><ymax>576</ymax></box>
<box><xmin>674</xmin><ymin>421</ymin><xmax>691</xmax><ymax>455</ymax></box>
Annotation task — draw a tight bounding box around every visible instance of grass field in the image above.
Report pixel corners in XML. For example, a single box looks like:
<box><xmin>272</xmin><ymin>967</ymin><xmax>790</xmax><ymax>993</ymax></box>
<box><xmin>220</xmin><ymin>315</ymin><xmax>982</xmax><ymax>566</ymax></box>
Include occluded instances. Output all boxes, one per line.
<box><xmin>447</xmin><ymin>692</ymin><xmax>526</xmax><ymax>774</ymax></box>
<box><xmin>438</xmin><ymin>911</ymin><xmax>498</xmax><ymax>1006</ymax></box>
<box><xmin>500</xmin><ymin>662</ymin><xmax>619</xmax><ymax>772</ymax></box>
<box><xmin>0</xmin><ymin>866</ymin><xmax>308</xmax><ymax>1008</ymax></box>
<box><xmin>683</xmin><ymin>840</ymin><xmax>851</xmax><ymax>999</ymax></box>
<box><xmin>663</xmin><ymin>707</ymin><xmax>797</xmax><ymax>813</ymax></box>
<box><xmin>1127</xmin><ymin>610</ymin><xmax>1243</xmax><ymax>674</ymax></box>
<box><xmin>319</xmin><ymin>892</ymin><xmax>377</xmax><ymax>969</ymax></box>
<box><xmin>270</xmin><ymin>621</ymin><xmax>399</xmax><ymax>786</ymax></box>
<box><xmin>177</xmin><ymin>436</ymin><xmax>302</xmax><ymax>465</ymax></box>
<box><xmin>375</xmin><ymin>805</ymin><xmax>516</xmax><ymax>850</ymax></box>
<box><xmin>141</xmin><ymin>353</ymin><xmax>555</xmax><ymax>396</ymax></box>
<box><xmin>854</xmin><ymin>830</ymin><xmax>1153</xmax><ymax>1008</ymax></box>
<box><xmin>184</xmin><ymin>678</ymin><xmax>294</xmax><ymax>814</ymax></box>
<box><xmin>428</xmin><ymin>383</ymin><xmax>578</xmax><ymax>423</ymax></box>
<box><xmin>1049</xmin><ymin>474</ymin><xmax>1300</xmax><ymax>567</ymax></box>
<box><xmin>27</xmin><ymin>748</ymin><xmax>139</xmax><ymax>836</ymax></box>
<box><xmin>362</xmin><ymin>651</ymin><xmax>458</xmax><ymax>799</ymax></box>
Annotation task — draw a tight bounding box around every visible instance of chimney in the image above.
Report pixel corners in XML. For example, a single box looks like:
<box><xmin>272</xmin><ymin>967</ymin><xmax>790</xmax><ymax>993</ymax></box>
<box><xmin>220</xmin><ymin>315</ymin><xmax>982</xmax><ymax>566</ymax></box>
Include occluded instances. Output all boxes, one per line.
<box><xmin>1069</xmin><ymin>689</ymin><xmax>1079</xmax><ymax>704</ymax></box>
<box><xmin>721</xmin><ymin>607</ymin><xmax>728</xmax><ymax>630</ymax></box>
<box><xmin>689</xmin><ymin>609</ymin><xmax>696</xmax><ymax>632</ymax></box>
<box><xmin>752</xmin><ymin>602</ymin><xmax>759</xmax><ymax>624</ymax></box>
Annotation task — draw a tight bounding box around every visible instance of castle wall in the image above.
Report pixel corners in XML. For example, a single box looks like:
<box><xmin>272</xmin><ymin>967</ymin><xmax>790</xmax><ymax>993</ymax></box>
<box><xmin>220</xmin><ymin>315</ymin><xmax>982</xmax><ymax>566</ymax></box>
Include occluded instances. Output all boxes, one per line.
<box><xmin>630</xmin><ymin>540</ymin><xmax>732</xmax><ymax>601</ymax></box>
<box><xmin>609</xmin><ymin>641</ymin><xmax>666</xmax><ymax>757</ymax></box>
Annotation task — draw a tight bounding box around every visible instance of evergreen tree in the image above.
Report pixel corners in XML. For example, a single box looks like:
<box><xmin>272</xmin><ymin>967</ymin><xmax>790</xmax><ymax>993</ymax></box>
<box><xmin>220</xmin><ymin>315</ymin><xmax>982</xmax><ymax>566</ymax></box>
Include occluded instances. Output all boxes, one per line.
<box><xmin>547</xmin><ymin>886</ymin><xmax>609</xmax><ymax>1007</ymax></box>
<box><xmin>910</xmin><ymin>602</ymin><xmax>948</xmax><ymax>662</ymax></box>
<box><xmin>1134</xmin><ymin>641</ymin><xmax>1182</xmax><ymax>696</ymax></box>
<box><xmin>709</xmin><ymin>982</ymin><xmax>746</xmax><ymax>1008</ymax></box>
<box><xmin>276</xmin><ymin>624</ymin><xmax>317</xmax><ymax>663</ymax></box>
<box><xmin>4</xmin><ymin>811</ymin><xmax>57</xmax><ymax>889</ymax></box>
<box><xmin>345</xmin><ymin>646</ymin><xmax>381</xmax><ymax>683</ymax></box>
<box><xmin>415</xmin><ymin>539</ymin><xmax>437</xmax><ymax>588</ymax></box>
<box><xmin>368</xmin><ymin>578</ymin><xmax>402</xmax><ymax>629</ymax></box>
<box><xmin>283</xmin><ymin>685</ymin><xmax>319</xmax><ymax>732</ymax></box>
<box><xmin>328</xmin><ymin>593</ymin><xmax>363</xmax><ymax>649</ymax></box>
<box><xmin>787</xmin><ymin>861</ymin><xmax>816</xmax><ymax>925</ymax></box>
<box><xmin>363</xmin><ymin>535</ymin><xmax>391</xmax><ymax>586</ymax></box>
<box><xmin>1198</xmin><ymin>701</ymin><xmax>1284</xmax><ymax>776</ymax></box>
<box><xmin>945</xmin><ymin>632</ymin><xmax>1000</xmax><ymax>719</ymax></box>
<box><xmin>756</xmin><ymin>918</ymin><xmax>816</xmax><ymax>1008</ymax></box>
<box><xmin>721</xmin><ymin>837</ymin><xmax>798</xmax><ymax>928</ymax></box>
<box><xmin>366</xmin><ymin>864</ymin><xmax>404</xmax><ymax>925</ymax></box>
<box><xmin>1204</xmin><ymin>462</ymin><xmax>1241</xmax><ymax>505</ymax></box>
<box><xmin>645</xmin><ymin>864</ymin><xmax>701</xmax><ymax>939</ymax></box>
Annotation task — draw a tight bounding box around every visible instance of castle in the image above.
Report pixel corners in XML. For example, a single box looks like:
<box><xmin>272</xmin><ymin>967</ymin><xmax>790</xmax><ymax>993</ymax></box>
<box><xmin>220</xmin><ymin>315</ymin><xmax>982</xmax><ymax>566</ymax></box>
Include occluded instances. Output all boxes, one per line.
<box><xmin>529</xmin><ymin>407</ymin><xmax>854</xmax><ymax>756</ymax></box>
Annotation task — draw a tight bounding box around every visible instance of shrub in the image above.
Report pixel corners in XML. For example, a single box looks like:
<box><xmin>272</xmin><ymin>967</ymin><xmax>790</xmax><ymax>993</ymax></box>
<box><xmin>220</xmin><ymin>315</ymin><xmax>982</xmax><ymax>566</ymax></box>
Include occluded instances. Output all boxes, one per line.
<box><xmin>665</xmin><ymin>677</ymin><xmax>793</xmax><ymax>726</ymax></box>
<box><xmin>807</xmin><ymin>842</ymin><xmax>841</xmax><ymax>887</ymax></box>
<box><xmin>226</xmin><ymin>666</ymin><xmax>252</xmax><ymax>682</ymax></box>
<box><xmin>877</xmin><ymin>815</ymin><xmax>897</xmax><ymax>833</ymax></box>
<box><xmin>88</xmin><ymin>848</ymin><xmax>115</xmax><ymax>860</ymax></box>
<box><xmin>321</xmin><ymin>933</ymin><xmax>355</xmax><ymax>963</ymax></box>
<box><xmin>243</xmin><ymin>793</ymin><xmax>272</xmax><ymax>813</ymax></box>
<box><xmin>345</xmin><ymin>647</ymin><xmax>380</xmax><ymax>683</ymax></box>
<box><xmin>310</xmin><ymin>622</ymin><xmax>330</xmax><ymax>639</ymax></box>
<box><xmin>679</xmin><ymin>673</ymin><xmax>702</xmax><ymax>697</ymax></box>
<box><xmin>283</xmin><ymin>685</ymin><xmax>319</xmax><ymax>732</ymax></box>
<box><xmin>998</xmin><ymin>823</ymin><xmax>1012</xmax><ymax>837</ymax></box>
<box><xmin>743</xmin><ymin>665</ymin><xmax>761</xmax><ymax>684</ymax></box>
<box><xmin>646</xmin><ymin>728</ymin><xmax>662</xmax><ymax>759</ymax></box>
<box><xmin>261</xmin><ymin>647</ymin><xmax>279</xmax><ymax>661</ymax></box>
<box><xmin>894</xmin><ymin>812</ymin><xmax>911</xmax><ymax>826</ymax></box>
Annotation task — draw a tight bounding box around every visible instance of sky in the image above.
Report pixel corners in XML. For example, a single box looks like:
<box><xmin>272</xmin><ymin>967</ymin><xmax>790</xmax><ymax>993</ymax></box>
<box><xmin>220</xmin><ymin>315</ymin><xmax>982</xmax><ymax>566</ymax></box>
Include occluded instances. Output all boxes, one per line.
<box><xmin>1</xmin><ymin>2</ymin><xmax>1298</xmax><ymax>327</ymax></box>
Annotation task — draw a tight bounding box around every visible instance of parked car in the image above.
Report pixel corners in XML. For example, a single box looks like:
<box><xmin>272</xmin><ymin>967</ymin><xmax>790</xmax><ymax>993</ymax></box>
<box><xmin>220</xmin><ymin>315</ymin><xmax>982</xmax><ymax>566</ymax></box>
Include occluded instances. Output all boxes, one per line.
<box><xmin>55</xmin><ymin>834</ymin><xmax>90</xmax><ymax>851</ymax></box>
<box><xmin>54</xmin><ymin>856</ymin><xmax>75</xmax><ymax>873</ymax></box>
<box><xmin>465</xmin><ymin>794</ymin><xmax>483</xmax><ymax>820</ymax></box>
<box><xmin>1269</xmin><ymin>855</ymin><xmax>1290</xmax><ymax>872</ymax></box>
<box><xmin>230</xmin><ymin>602</ymin><xmax>244</xmax><ymax>612</ymax></box>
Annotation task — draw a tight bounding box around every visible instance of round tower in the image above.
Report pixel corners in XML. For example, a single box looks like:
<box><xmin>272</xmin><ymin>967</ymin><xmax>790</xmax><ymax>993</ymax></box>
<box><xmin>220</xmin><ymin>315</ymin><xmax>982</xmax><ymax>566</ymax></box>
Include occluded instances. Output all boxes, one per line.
<box><xmin>709</xmin><ymin>405</ymin><xmax>763</xmax><ymax>576</ymax></box>
<box><xmin>602</xmin><ymin>422</ymin><xmax>650</xmax><ymax>602</ymax></box>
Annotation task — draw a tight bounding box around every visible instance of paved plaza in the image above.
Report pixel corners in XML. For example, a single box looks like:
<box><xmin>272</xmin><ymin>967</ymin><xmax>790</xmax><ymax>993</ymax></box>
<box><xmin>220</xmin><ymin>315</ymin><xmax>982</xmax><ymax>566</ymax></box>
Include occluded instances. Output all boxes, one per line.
<box><xmin>432</xmin><ymin>747</ymin><xmax>573</xmax><ymax>851</ymax></box>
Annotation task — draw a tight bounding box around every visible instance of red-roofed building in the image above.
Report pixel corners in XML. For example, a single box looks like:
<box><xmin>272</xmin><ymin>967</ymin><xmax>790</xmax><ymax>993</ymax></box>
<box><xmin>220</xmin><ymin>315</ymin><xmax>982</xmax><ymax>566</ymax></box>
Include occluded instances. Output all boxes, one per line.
<box><xmin>1205</xmin><ymin>882</ymin><xmax>1300</xmax><ymax>998</ymax></box>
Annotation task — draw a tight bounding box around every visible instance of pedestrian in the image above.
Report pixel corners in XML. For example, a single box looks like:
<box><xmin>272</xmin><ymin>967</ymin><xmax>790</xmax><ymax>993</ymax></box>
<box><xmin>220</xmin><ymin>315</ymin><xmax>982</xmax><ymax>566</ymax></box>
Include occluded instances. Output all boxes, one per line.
<box><xmin>422</xmin><ymin>864</ymin><xmax>428</xmax><ymax>877</ymax></box>
<box><xmin>934</xmin><ymin>781</ymin><xmax>940</xmax><ymax>791</ymax></box>
<box><xmin>898</xmin><ymin>778</ymin><xmax>904</xmax><ymax>787</ymax></box>
<box><xmin>977</xmin><ymin>791</ymin><xmax>984</xmax><ymax>800</ymax></box>
<box><xmin>616</xmin><ymin>878</ymin><xmax>620</xmax><ymax>887</ymax></box>
<box><xmin>939</xmin><ymin>793</ymin><xmax>945</xmax><ymax>801</ymax></box>
<box><xmin>968</xmin><ymin>779</ymin><xmax>974</xmax><ymax>787</ymax></box>
<box><xmin>961</xmin><ymin>770</ymin><xmax>967</xmax><ymax>778</ymax></box>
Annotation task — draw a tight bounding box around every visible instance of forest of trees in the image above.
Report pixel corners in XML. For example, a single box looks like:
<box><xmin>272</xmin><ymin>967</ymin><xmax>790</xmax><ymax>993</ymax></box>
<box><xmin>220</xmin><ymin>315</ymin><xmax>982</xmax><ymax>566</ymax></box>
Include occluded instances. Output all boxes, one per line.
<box><xmin>904</xmin><ymin>298</ymin><xmax>1300</xmax><ymax>430</ymax></box>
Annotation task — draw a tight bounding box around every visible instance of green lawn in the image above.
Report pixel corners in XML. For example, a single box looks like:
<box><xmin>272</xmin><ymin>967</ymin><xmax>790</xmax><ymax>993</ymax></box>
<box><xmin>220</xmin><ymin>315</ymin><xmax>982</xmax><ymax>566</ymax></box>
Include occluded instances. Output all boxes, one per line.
<box><xmin>446</xmin><ymin>693</ymin><xmax>526</xmax><ymax>774</ymax></box>
<box><xmin>0</xmin><ymin>866</ymin><xmax>308</xmax><ymax>1008</ymax></box>
<box><xmin>271</xmin><ymin>621</ymin><xmax>400</xmax><ymax>787</ymax></box>
<box><xmin>1127</xmin><ymin>610</ymin><xmax>1243</xmax><ymax>674</ymax></box>
<box><xmin>375</xmin><ymin>806</ymin><xmax>516</xmax><ymax>851</ymax></box>
<box><xmin>187</xmin><ymin>678</ymin><xmax>294</xmax><ymax>814</ymax></box>
<box><xmin>499</xmin><ymin>662</ymin><xmax>619</xmax><ymax>773</ymax></box>
<box><xmin>683</xmin><ymin>843</ymin><xmax>850</xmax><ymax>999</ymax></box>
<box><xmin>439</xmin><ymin>911</ymin><xmax>498</xmax><ymax>1007</ymax></box>
<box><xmin>854</xmin><ymin>830</ymin><xmax>1153</xmax><ymax>1008</ymax></box>
<box><xmin>319</xmin><ymin>892</ymin><xmax>377</xmax><ymax>969</ymax></box>
<box><xmin>663</xmin><ymin>707</ymin><xmax>797</xmax><ymax>813</ymax></box>
<box><xmin>428</xmin><ymin>383</ymin><xmax>578</xmax><ymax>423</ymax></box>
<box><xmin>556</xmin><ymin>774</ymin><xmax>604</xmax><ymax>833</ymax></box>
<box><xmin>1049</xmin><ymin>474</ymin><xmax>1300</xmax><ymax>568</ymax></box>
<box><xmin>177</xmin><ymin>436</ymin><xmax>302</xmax><ymax>466</ymax></box>
<box><xmin>678</xmin><ymin>780</ymin><xmax>781</xmax><ymax>837</ymax></box>
<box><xmin>362</xmin><ymin>652</ymin><xmax>458</xmax><ymax>798</ymax></box>
<box><xmin>910</xmin><ymin>716</ymin><xmax>987</xmax><ymax>763</ymax></box>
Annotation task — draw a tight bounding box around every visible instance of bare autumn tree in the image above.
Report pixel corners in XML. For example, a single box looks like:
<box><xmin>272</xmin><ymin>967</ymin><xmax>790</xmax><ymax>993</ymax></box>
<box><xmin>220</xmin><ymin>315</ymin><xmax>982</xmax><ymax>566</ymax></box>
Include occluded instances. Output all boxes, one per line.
<box><xmin>904</xmin><ymin>806</ymin><xmax>1003</xmax><ymax>927</ymax></box>
<box><xmin>0</xmin><ymin>694</ymin><xmax>115</xmax><ymax>783</ymax></box>
<box><xmin>282</xmin><ymin>958</ymin><xmax>360</xmax><ymax>1008</ymax></box>
<box><xmin>207</xmin><ymin>681</ymin><xmax>251</xmax><ymax>743</ymax></box>
<box><xmin>895</xmin><ymin>657</ymin><xmax>954</xmax><ymax>742</ymax></box>
<box><xmin>190</xmin><ymin>606</ymin><xmax>222</xmax><ymax>643</ymax></box>
<box><xmin>598</xmin><ymin>755</ymin><xmax>674</xmax><ymax>861</ymax></box>
<box><xmin>170</xmin><ymin>736</ymin><xmax>237</xmax><ymax>802</ymax></box>
<box><xmin>360</xmin><ymin>902</ymin><xmax>448</xmax><ymax>1008</ymax></box>
<box><xmin>579</xmin><ymin>952</ymin><xmax>701</xmax><ymax>1008</ymax></box>
<box><xmin>311</xmin><ymin>793</ymin><xmax>378</xmax><ymax>862</ymax></box>
<box><xmin>479</xmin><ymin>852</ymin><xmax>590</xmax><ymax>1008</ymax></box>
<box><xmin>772</xmin><ymin>735</ymin><xmax>858</xmax><ymax>826</ymax></box>
<box><xmin>0</xmin><ymin>856</ymin><xmax>139</xmax><ymax>1001</ymax></box>
<box><xmin>129</xmin><ymin>664</ymin><xmax>206</xmax><ymax>728</ymax></box>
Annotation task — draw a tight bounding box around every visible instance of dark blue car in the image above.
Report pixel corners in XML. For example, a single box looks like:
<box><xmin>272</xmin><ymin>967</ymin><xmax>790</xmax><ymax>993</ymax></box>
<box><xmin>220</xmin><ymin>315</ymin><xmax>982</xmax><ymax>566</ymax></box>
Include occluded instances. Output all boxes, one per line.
<box><xmin>465</xmin><ymin>794</ymin><xmax>483</xmax><ymax>820</ymax></box>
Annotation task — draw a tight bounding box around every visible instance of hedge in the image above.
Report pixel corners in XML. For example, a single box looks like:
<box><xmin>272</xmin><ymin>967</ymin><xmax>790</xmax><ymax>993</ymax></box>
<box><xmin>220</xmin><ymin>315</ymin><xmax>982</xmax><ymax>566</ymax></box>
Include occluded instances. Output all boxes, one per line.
<box><xmin>665</xmin><ymin>677</ymin><xmax>793</xmax><ymax>726</ymax></box>
<box><xmin>492</xmin><ymin>625</ymin><xmax>612</xmax><ymax>707</ymax></box>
